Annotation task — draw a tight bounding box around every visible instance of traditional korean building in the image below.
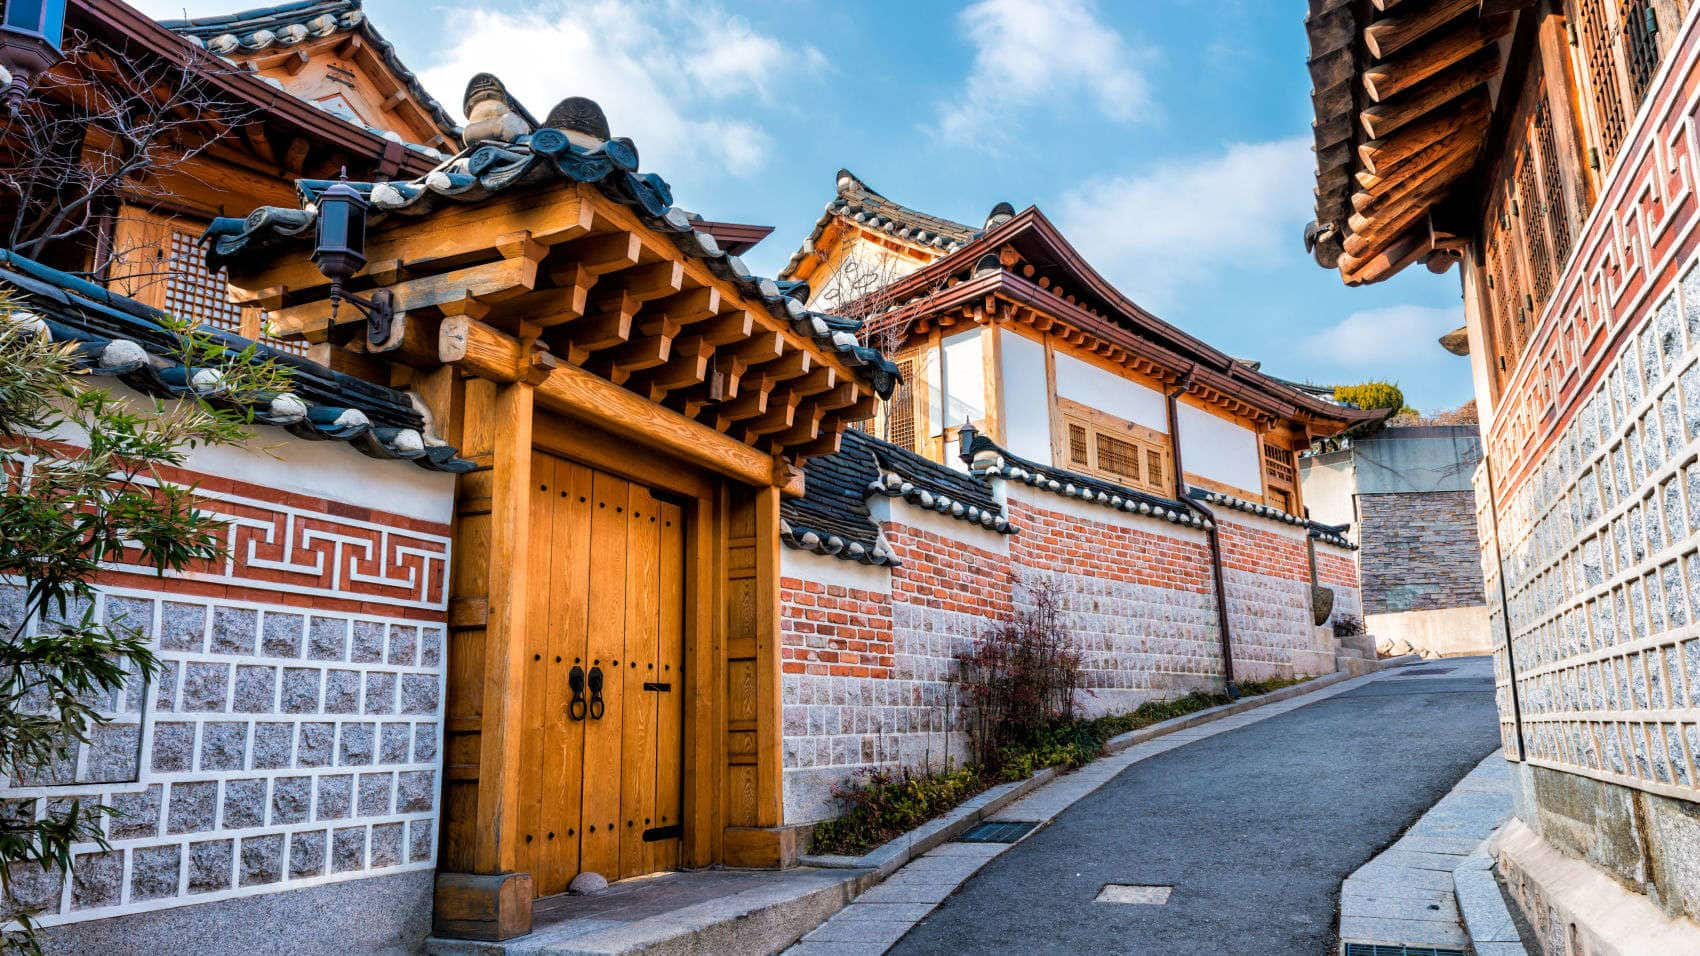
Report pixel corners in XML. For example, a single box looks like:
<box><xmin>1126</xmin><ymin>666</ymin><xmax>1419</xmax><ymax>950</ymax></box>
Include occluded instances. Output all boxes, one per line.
<box><xmin>1302</xmin><ymin>0</ymin><xmax>1700</xmax><ymax>950</ymax></box>
<box><xmin>770</xmin><ymin>171</ymin><xmax>1379</xmax><ymax>821</ymax></box>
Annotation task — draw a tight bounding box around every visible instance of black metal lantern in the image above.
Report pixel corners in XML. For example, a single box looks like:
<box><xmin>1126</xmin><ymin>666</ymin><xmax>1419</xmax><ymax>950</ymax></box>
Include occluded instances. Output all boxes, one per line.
<box><xmin>310</xmin><ymin>170</ymin><xmax>393</xmax><ymax>345</ymax></box>
<box><xmin>0</xmin><ymin>0</ymin><xmax>68</xmax><ymax>114</ymax></box>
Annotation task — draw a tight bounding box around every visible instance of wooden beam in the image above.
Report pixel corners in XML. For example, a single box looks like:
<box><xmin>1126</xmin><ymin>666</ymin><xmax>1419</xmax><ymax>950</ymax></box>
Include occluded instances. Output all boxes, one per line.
<box><xmin>1351</xmin><ymin>131</ymin><xmax>1477</xmax><ymax>208</ymax></box>
<box><xmin>743</xmin><ymin>390</ymin><xmax>802</xmax><ymax>438</ymax></box>
<box><xmin>1363</xmin><ymin>13</ymin><xmax>1513</xmax><ymax>102</ymax></box>
<box><xmin>1359</xmin><ymin>46</ymin><xmax>1499</xmax><ymax>139</ymax></box>
<box><xmin>646</xmin><ymin>287</ymin><xmax>721</xmax><ymax>327</ymax></box>
<box><xmin>1341</xmin><ymin>229</ymin><xmax>1431</xmax><ymax>285</ymax></box>
<box><xmin>1357</xmin><ymin>94</ymin><xmax>1486</xmax><ymax>175</ymax></box>
<box><xmin>560</xmin><ymin>231</ymin><xmax>643</xmax><ymax>277</ymax></box>
<box><xmin>267</xmin><ymin>257</ymin><xmax>544</xmax><ymax>337</ymax></box>
<box><xmin>697</xmin><ymin>310</ymin><xmax>756</xmax><ymax>346</ymax></box>
<box><xmin>715</xmin><ymin>373</ymin><xmax>776</xmax><ymax>427</ymax></box>
<box><xmin>601</xmin><ymin>260</ymin><xmax>684</xmax><ymax>304</ymax></box>
<box><xmin>1363</xmin><ymin>0</ymin><xmax>1477</xmax><ymax>60</ymax></box>
<box><xmin>1348</xmin><ymin>145</ymin><xmax>1478</xmax><ymax>229</ymax></box>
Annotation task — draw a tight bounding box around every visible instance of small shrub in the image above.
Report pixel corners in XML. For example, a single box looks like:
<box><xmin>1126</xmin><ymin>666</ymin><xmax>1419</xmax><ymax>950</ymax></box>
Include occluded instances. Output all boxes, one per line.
<box><xmin>956</xmin><ymin>583</ymin><xmax>1083</xmax><ymax>770</ymax></box>
<box><xmin>812</xmin><ymin>765</ymin><xmax>987</xmax><ymax>855</ymax></box>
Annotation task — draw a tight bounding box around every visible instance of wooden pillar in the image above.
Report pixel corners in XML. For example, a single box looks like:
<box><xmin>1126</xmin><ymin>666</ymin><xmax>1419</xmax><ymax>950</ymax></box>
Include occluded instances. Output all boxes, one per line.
<box><xmin>435</xmin><ymin>376</ymin><xmax>536</xmax><ymax>940</ymax></box>
<box><xmin>720</xmin><ymin>483</ymin><xmax>795</xmax><ymax>866</ymax></box>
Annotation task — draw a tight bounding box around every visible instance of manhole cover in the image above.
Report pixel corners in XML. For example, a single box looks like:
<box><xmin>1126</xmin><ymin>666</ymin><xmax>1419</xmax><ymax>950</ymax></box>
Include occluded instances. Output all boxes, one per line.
<box><xmin>957</xmin><ymin>821</ymin><xmax>1037</xmax><ymax>843</ymax></box>
<box><xmin>1397</xmin><ymin>667</ymin><xmax>1456</xmax><ymax>676</ymax></box>
<box><xmin>1094</xmin><ymin>884</ymin><xmax>1171</xmax><ymax>905</ymax></box>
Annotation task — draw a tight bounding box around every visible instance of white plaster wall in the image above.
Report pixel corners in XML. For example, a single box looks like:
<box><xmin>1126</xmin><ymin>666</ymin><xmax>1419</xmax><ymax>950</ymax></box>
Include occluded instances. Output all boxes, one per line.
<box><xmin>1054</xmin><ymin>352</ymin><xmax>1168</xmax><ymax>432</ymax></box>
<box><xmin>1366</xmin><ymin>604</ymin><xmax>1493</xmax><ymax>657</ymax></box>
<box><xmin>940</xmin><ymin>328</ymin><xmax>986</xmax><ymax>430</ymax></box>
<box><xmin>1000</xmin><ymin>331</ymin><xmax>1051</xmax><ymax>462</ymax></box>
<box><xmin>778</xmin><ymin>548</ymin><xmax>893</xmax><ymax>593</ymax></box>
<box><xmin>1179</xmin><ymin>403</ymin><xmax>1262</xmax><ymax>492</ymax></box>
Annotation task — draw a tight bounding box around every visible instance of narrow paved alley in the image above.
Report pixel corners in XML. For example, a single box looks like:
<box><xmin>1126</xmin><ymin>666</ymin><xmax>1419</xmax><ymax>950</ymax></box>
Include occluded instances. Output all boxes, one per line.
<box><xmin>890</xmin><ymin>658</ymin><xmax>1500</xmax><ymax>955</ymax></box>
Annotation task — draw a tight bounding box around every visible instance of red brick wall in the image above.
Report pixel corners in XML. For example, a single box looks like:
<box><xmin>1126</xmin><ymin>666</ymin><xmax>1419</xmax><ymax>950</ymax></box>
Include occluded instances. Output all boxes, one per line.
<box><xmin>779</xmin><ymin>578</ymin><xmax>894</xmax><ymax>678</ymax></box>
<box><xmin>882</xmin><ymin>523</ymin><xmax>1015</xmax><ymax>618</ymax></box>
<box><xmin>1217</xmin><ymin>520</ymin><xmax>1310</xmax><ymax>581</ymax></box>
<box><xmin>1316</xmin><ymin>548</ymin><xmax>1360</xmax><ymax>589</ymax></box>
<box><xmin>1008</xmin><ymin>497</ymin><xmax>1212</xmax><ymax>591</ymax></box>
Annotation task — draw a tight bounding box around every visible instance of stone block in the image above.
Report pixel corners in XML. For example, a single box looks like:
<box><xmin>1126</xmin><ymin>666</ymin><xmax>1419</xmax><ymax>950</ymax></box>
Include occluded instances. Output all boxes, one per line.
<box><xmin>210</xmin><ymin>607</ymin><xmax>258</xmax><ymax>656</ymax></box>
<box><xmin>363</xmin><ymin>672</ymin><xmax>397</xmax><ymax>716</ymax></box>
<box><xmin>324</xmin><ymin>669</ymin><xmax>360</xmax><ymax>714</ymax></box>
<box><xmin>69</xmin><ymin>850</ymin><xmax>122</xmax><ymax>910</ymax></box>
<box><xmin>109</xmin><ymin>785</ymin><xmax>161</xmax><ymax>840</ymax></box>
<box><xmin>271</xmin><ymin>775</ymin><xmax>312</xmax><ymax>824</ymax></box>
<box><xmin>199</xmin><ymin>721</ymin><xmax>248</xmax><ymax>771</ymax></box>
<box><xmin>420</xmin><ymin>627</ymin><xmax>444</xmax><ymax>667</ymax></box>
<box><xmin>387</xmin><ymin>625</ymin><xmax>418</xmax><ymax>666</ymax></box>
<box><xmin>232</xmin><ymin>665</ymin><xmax>278</xmax><ymax>713</ymax></box>
<box><xmin>307</xmin><ymin>617</ymin><xmax>348</xmax><ymax>661</ymax></box>
<box><xmin>316</xmin><ymin>774</ymin><xmax>353</xmax><ymax>820</ymax></box>
<box><xmin>397</xmin><ymin>770</ymin><xmax>435</xmax><ymax>813</ymax></box>
<box><xmin>339</xmin><ymin>722</ymin><xmax>375</xmax><ymax>766</ymax></box>
<box><xmin>104</xmin><ymin>596</ymin><xmax>154</xmax><ymax>640</ymax></box>
<box><xmin>187</xmin><ymin>839</ymin><xmax>233</xmax><ymax>893</ymax></box>
<box><xmin>85</xmin><ymin>723</ymin><xmax>140</xmax><ymax>782</ymax></box>
<box><xmin>181</xmin><ymin>662</ymin><xmax>231</xmax><ymax>712</ymax></box>
<box><xmin>351</xmin><ymin>621</ymin><xmax>386</xmax><ymax>663</ymax></box>
<box><xmin>370</xmin><ymin>822</ymin><xmax>403</xmax><ymax>867</ymax></box>
<box><xmin>282</xmin><ymin>667</ymin><xmax>321</xmax><ymax>714</ymax></box>
<box><xmin>289</xmin><ymin>830</ymin><xmax>327</xmax><ymax>879</ymax></box>
<box><xmin>168</xmin><ymin>781</ymin><xmax>217</xmax><ymax>835</ymax></box>
<box><xmin>379</xmin><ymin>722</ymin><xmax>411</xmax><ymax>763</ymax></box>
<box><xmin>239</xmin><ymin>833</ymin><xmax>284</xmax><ymax>886</ymax></box>
<box><xmin>399</xmin><ymin>674</ymin><xmax>439</xmax><ymax>715</ymax></box>
<box><xmin>298</xmin><ymin>721</ymin><xmax>335</xmax><ymax>768</ymax></box>
<box><xmin>160</xmin><ymin>601</ymin><xmax>206</xmax><ymax>652</ymax></box>
<box><xmin>151</xmin><ymin>722</ymin><xmax>195</xmax><ymax>773</ymax></box>
<box><xmin>408</xmin><ymin>819</ymin><xmax>433</xmax><ymax>863</ymax></box>
<box><xmin>412</xmin><ymin>723</ymin><xmax>438</xmax><ymax>762</ymax></box>
<box><xmin>261</xmin><ymin>611</ymin><xmax>305</xmax><ymax>658</ymax></box>
<box><xmin>332</xmin><ymin>826</ymin><xmax>366</xmax><ymax>872</ymax></box>
<box><xmin>129</xmin><ymin>844</ymin><xmax>181</xmax><ymax>902</ymax></box>
<box><xmin>221</xmin><ymin>778</ymin><xmax>267</xmax><ymax>830</ymax></box>
<box><xmin>153</xmin><ymin>659</ymin><xmax>178</xmax><ymax>713</ymax></box>
<box><xmin>358</xmin><ymin>772</ymin><xmax>394</xmax><ymax>816</ymax></box>
<box><xmin>3</xmin><ymin>862</ymin><xmax>63</xmax><ymax>918</ymax></box>
<box><xmin>252</xmin><ymin>721</ymin><xmax>294</xmax><ymax>769</ymax></box>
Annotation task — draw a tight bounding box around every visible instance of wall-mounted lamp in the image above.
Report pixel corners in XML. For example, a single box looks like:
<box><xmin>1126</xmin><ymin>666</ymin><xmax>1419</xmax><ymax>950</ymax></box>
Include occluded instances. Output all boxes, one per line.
<box><xmin>1</xmin><ymin>0</ymin><xmax>67</xmax><ymax>114</ymax></box>
<box><xmin>312</xmin><ymin>170</ymin><xmax>393</xmax><ymax>345</ymax></box>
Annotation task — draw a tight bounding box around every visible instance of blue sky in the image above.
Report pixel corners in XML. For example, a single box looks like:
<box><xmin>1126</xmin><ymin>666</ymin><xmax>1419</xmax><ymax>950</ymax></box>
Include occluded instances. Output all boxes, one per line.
<box><xmin>143</xmin><ymin>0</ymin><xmax>1474</xmax><ymax>410</ymax></box>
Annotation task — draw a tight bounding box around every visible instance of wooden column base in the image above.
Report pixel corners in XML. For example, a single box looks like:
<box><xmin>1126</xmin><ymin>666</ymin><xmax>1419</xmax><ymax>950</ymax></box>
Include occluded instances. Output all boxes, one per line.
<box><xmin>722</xmin><ymin>825</ymin><xmax>803</xmax><ymax>869</ymax></box>
<box><xmin>433</xmin><ymin>872</ymin><xmax>534</xmax><ymax>941</ymax></box>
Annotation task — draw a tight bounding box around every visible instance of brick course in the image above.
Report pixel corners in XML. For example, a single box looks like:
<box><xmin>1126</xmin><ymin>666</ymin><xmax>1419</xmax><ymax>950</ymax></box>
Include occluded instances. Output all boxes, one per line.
<box><xmin>1359</xmin><ymin>491</ymin><xmax>1485</xmax><ymax>614</ymax></box>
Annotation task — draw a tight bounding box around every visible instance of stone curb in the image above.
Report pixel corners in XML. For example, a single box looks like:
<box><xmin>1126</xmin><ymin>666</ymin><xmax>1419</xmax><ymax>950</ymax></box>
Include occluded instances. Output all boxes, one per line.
<box><xmin>1453</xmin><ymin>839</ymin><xmax>1530</xmax><ymax>955</ymax></box>
<box><xmin>799</xmin><ymin>657</ymin><xmax>1420</xmax><ymax>880</ymax></box>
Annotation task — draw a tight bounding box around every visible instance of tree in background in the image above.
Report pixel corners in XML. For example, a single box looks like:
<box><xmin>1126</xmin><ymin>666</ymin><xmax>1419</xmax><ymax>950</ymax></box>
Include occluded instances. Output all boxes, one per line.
<box><xmin>1323</xmin><ymin>380</ymin><xmax>1410</xmax><ymax>448</ymax></box>
<box><xmin>0</xmin><ymin>292</ymin><xmax>288</xmax><ymax>951</ymax></box>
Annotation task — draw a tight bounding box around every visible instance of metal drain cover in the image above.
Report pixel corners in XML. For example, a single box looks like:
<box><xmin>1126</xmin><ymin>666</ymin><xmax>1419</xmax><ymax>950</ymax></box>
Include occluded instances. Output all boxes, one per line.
<box><xmin>1397</xmin><ymin>667</ymin><xmax>1456</xmax><ymax>676</ymax></box>
<box><xmin>1094</xmin><ymin>884</ymin><xmax>1171</xmax><ymax>905</ymax></box>
<box><xmin>1343</xmin><ymin>944</ymin><xmax>1465</xmax><ymax>956</ymax></box>
<box><xmin>957</xmin><ymin>821</ymin><xmax>1037</xmax><ymax>843</ymax></box>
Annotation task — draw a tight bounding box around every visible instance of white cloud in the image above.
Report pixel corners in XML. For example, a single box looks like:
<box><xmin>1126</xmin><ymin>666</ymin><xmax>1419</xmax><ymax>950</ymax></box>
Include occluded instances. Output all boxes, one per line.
<box><xmin>935</xmin><ymin>0</ymin><xmax>1149</xmax><ymax>144</ymax></box>
<box><xmin>418</xmin><ymin>2</ymin><xmax>822</xmax><ymax>183</ymax></box>
<box><xmin>1299</xmin><ymin>304</ymin><xmax>1466</xmax><ymax>368</ymax></box>
<box><xmin>1054</xmin><ymin>136</ymin><xmax>1313</xmax><ymax>310</ymax></box>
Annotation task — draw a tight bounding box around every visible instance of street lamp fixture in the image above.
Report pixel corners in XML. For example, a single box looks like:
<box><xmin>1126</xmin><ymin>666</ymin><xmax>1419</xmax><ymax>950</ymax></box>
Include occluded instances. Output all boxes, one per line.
<box><xmin>312</xmin><ymin>170</ymin><xmax>394</xmax><ymax>346</ymax></box>
<box><xmin>0</xmin><ymin>0</ymin><xmax>67</xmax><ymax>114</ymax></box>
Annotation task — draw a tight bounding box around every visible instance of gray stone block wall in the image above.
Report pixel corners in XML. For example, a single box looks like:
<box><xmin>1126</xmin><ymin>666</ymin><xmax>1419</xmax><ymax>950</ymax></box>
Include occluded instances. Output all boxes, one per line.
<box><xmin>1359</xmin><ymin>490</ymin><xmax>1486</xmax><ymax>615</ymax></box>
<box><xmin>0</xmin><ymin>585</ymin><xmax>445</xmax><ymax>932</ymax></box>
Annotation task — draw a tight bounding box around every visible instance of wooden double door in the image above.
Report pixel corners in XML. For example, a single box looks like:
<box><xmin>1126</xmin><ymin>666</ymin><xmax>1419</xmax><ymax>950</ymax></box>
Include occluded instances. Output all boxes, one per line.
<box><xmin>519</xmin><ymin>452</ymin><xmax>686</xmax><ymax>896</ymax></box>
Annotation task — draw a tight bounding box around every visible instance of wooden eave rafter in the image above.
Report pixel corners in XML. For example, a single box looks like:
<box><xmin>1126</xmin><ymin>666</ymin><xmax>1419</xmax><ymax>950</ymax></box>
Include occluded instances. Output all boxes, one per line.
<box><xmin>1307</xmin><ymin>0</ymin><xmax>1531</xmax><ymax>285</ymax></box>
<box><xmin>239</xmin><ymin>31</ymin><xmax>453</xmax><ymax>149</ymax></box>
<box><xmin>69</xmin><ymin>0</ymin><xmax>435</xmax><ymax>181</ymax></box>
<box><xmin>223</xmin><ymin>183</ymin><xmax>876</xmax><ymax>465</ymax></box>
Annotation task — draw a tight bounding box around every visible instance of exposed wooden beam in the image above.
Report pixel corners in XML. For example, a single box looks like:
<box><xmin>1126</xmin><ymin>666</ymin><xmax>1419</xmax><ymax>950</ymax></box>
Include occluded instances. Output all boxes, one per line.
<box><xmin>561</xmin><ymin>231</ymin><xmax>643</xmax><ymax>276</ymax></box>
<box><xmin>627</xmin><ymin>334</ymin><xmax>714</xmax><ymax>400</ymax></box>
<box><xmin>1359</xmin><ymin>47</ymin><xmax>1500</xmax><ymax>139</ymax></box>
<box><xmin>268</xmin><ymin>257</ymin><xmax>543</xmax><ymax>337</ymax></box>
<box><xmin>1357</xmin><ymin>94</ymin><xmax>1486</xmax><ymax>175</ymax></box>
<box><xmin>1363</xmin><ymin>13</ymin><xmax>1513</xmax><ymax>102</ymax></box>
<box><xmin>1363</xmin><ymin>0</ymin><xmax>1477</xmax><ymax>61</ymax></box>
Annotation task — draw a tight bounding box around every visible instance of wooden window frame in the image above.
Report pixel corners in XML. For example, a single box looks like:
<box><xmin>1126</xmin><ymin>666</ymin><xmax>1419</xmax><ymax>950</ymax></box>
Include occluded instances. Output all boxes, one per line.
<box><xmin>1053</xmin><ymin>395</ymin><xmax>1171</xmax><ymax>498</ymax></box>
<box><xmin>1260</xmin><ymin>439</ymin><xmax>1302</xmax><ymax>515</ymax></box>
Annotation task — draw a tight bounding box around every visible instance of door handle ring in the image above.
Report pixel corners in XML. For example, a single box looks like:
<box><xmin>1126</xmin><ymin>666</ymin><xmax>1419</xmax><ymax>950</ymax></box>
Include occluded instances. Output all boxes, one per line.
<box><xmin>587</xmin><ymin>665</ymin><xmax>605</xmax><ymax>720</ymax></box>
<box><xmin>568</xmin><ymin>665</ymin><xmax>587</xmax><ymax>721</ymax></box>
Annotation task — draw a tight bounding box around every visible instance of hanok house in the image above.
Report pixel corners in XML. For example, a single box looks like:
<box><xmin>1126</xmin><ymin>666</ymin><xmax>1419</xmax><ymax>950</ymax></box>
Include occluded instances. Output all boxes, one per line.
<box><xmin>768</xmin><ymin>171</ymin><xmax>1381</xmax><ymax>821</ymax></box>
<box><xmin>1303</xmin><ymin>0</ymin><xmax>1700</xmax><ymax>950</ymax></box>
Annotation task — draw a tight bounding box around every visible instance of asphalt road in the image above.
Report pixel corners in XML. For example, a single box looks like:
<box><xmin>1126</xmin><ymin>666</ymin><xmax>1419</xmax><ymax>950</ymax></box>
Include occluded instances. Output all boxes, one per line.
<box><xmin>890</xmin><ymin>659</ymin><xmax>1501</xmax><ymax>955</ymax></box>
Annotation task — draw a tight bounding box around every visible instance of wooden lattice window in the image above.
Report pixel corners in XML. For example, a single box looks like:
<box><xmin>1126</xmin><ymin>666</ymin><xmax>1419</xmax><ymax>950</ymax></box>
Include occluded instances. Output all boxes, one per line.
<box><xmin>881</xmin><ymin>353</ymin><xmax>918</xmax><ymax>451</ymax></box>
<box><xmin>1262</xmin><ymin>441</ymin><xmax>1299</xmax><ymax>513</ymax></box>
<box><xmin>1518</xmin><ymin>149</ymin><xmax>1555</xmax><ymax>305</ymax></box>
<box><xmin>1534</xmin><ymin>100</ymin><xmax>1574</xmax><ymax>270</ymax></box>
<box><xmin>1057</xmin><ymin>397</ymin><xmax>1169</xmax><ymax>497</ymax></box>
<box><xmin>162</xmin><ymin>231</ymin><xmax>306</xmax><ymax>356</ymax></box>
<box><xmin>1622</xmin><ymin>0</ymin><xmax>1662</xmax><ymax>100</ymax></box>
<box><xmin>1575</xmin><ymin>0</ymin><xmax>1630</xmax><ymax>166</ymax></box>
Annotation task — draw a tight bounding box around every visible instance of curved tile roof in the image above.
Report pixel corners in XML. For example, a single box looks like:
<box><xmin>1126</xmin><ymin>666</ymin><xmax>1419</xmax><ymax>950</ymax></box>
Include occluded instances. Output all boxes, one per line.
<box><xmin>960</xmin><ymin>430</ymin><xmax>1208</xmax><ymax>530</ymax></box>
<box><xmin>780</xmin><ymin>429</ymin><xmax>1013</xmax><ymax>566</ymax></box>
<box><xmin>160</xmin><ymin>0</ymin><xmax>459</xmax><ymax>149</ymax></box>
<box><xmin>204</xmin><ymin>110</ymin><xmax>901</xmax><ymax>399</ymax></box>
<box><xmin>780</xmin><ymin>169</ymin><xmax>979</xmax><ymax>281</ymax></box>
<box><xmin>0</xmin><ymin>249</ymin><xmax>472</xmax><ymax>473</ymax></box>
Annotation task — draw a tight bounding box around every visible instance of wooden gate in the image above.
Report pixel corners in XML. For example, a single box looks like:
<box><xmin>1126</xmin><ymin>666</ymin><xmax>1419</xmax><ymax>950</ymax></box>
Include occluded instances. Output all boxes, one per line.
<box><xmin>519</xmin><ymin>452</ymin><xmax>685</xmax><ymax>896</ymax></box>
